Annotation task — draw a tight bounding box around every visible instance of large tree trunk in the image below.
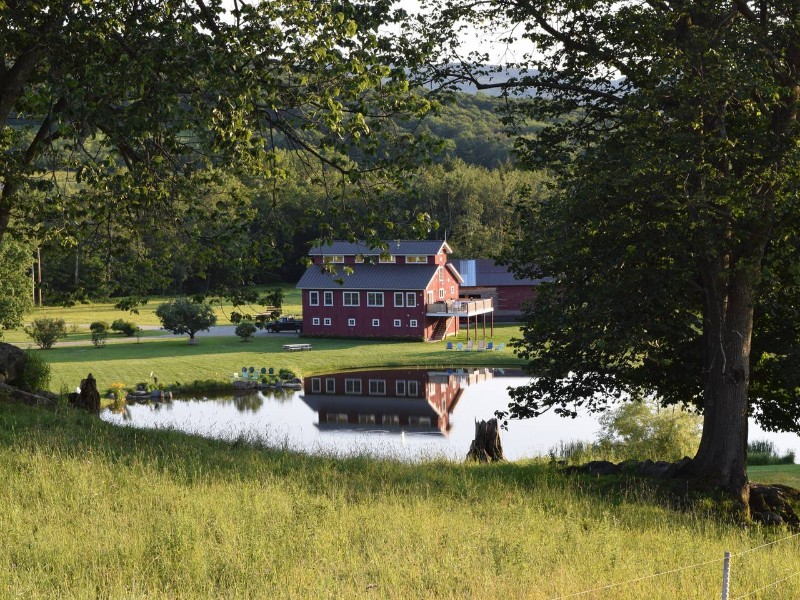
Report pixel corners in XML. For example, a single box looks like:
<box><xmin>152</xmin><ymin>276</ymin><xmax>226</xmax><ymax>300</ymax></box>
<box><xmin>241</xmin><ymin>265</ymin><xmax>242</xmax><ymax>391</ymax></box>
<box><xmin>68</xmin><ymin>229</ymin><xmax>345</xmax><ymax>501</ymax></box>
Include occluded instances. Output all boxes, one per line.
<box><xmin>690</xmin><ymin>261</ymin><xmax>757</xmax><ymax>510</ymax></box>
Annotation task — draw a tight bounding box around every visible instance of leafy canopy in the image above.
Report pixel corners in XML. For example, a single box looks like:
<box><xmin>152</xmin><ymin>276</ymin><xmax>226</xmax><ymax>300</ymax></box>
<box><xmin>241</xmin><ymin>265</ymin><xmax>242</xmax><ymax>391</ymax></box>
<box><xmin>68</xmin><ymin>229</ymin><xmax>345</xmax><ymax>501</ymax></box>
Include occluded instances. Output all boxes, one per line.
<box><xmin>419</xmin><ymin>1</ymin><xmax>800</xmax><ymax>439</ymax></box>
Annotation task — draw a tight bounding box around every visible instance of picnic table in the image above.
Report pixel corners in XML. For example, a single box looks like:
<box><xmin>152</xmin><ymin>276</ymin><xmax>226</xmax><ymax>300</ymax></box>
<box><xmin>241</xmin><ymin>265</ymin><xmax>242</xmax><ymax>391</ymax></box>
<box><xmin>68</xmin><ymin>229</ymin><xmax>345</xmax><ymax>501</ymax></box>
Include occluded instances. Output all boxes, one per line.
<box><xmin>282</xmin><ymin>343</ymin><xmax>312</xmax><ymax>352</ymax></box>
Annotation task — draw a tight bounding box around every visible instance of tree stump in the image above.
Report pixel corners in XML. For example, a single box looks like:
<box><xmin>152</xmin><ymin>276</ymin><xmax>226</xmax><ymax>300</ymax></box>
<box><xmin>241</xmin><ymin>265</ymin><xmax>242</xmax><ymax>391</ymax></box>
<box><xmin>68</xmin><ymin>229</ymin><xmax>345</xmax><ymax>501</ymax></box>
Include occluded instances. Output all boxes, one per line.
<box><xmin>466</xmin><ymin>418</ymin><xmax>506</xmax><ymax>462</ymax></box>
<box><xmin>72</xmin><ymin>373</ymin><xmax>101</xmax><ymax>411</ymax></box>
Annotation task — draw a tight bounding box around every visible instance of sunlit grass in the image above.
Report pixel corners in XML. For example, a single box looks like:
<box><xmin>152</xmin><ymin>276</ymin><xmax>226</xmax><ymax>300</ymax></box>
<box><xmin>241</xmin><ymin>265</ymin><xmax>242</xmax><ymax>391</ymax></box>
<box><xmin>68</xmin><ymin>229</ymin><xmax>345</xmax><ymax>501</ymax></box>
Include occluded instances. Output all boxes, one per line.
<box><xmin>18</xmin><ymin>323</ymin><xmax>523</xmax><ymax>394</ymax></box>
<box><xmin>12</xmin><ymin>284</ymin><xmax>302</xmax><ymax>330</ymax></box>
<box><xmin>0</xmin><ymin>402</ymin><xmax>797</xmax><ymax>599</ymax></box>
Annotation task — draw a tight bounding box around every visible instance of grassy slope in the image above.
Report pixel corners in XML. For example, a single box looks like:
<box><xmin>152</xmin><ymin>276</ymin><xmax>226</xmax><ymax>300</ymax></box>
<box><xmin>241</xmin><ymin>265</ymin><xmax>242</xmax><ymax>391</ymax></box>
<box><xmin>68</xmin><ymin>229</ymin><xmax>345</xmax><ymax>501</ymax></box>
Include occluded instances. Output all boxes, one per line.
<box><xmin>748</xmin><ymin>465</ymin><xmax>800</xmax><ymax>488</ymax></box>
<box><xmin>1</xmin><ymin>401</ymin><xmax>799</xmax><ymax>599</ymax></box>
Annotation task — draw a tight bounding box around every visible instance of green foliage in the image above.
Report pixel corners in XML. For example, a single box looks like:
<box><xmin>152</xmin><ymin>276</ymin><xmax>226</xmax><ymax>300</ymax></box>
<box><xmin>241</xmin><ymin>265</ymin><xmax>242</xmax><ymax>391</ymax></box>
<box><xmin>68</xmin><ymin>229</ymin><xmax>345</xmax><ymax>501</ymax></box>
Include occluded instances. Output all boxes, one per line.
<box><xmin>0</xmin><ymin>238</ymin><xmax>34</xmax><ymax>337</ymax></box>
<box><xmin>91</xmin><ymin>328</ymin><xmax>108</xmax><ymax>348</ymax></box>
<box><xmin>747</xmin><ymin>440</ymin><xmax>796</xmax><ymax>466</ymax></box>
<box><xmin>155</xmin><ymin>298</ymin><xmax>217</xmax><ymax>342</ymax></box>
<box><xmin>18</xmin><ymin>351</ymin><xmax>51</xmax><ymax>392</ymax></box>
<box><xmin>110</xmin><ymin>319</ymin><xmax>137</xmax><ymax>337</ymax></box>
<box><xmin>24</xmin><ymin>318</ymin><xmax>67</xmax><ymax>350</ymax></box>
<box><xmin>89</xmin><ymin>321</ymin><xmax>108</xmax><ymax>333</ymax></box>
<box><xmin>597</xmin><ymin>402</ymin><xmax>702</xmax><ymax>462</ymax></box>
<box><xmin>234</xmin><ymin>321</ymin><xmax>257</xmax><ymax>342</ymax></box>
<box><xmin>426</xmin><ymin>0</ymin><xmax>800</xmax><ymax>490</ymax></box>
<box><xmin>0</xmin><ymin>0</ymin><xmax>436</xmax><ymax>301</ymax></box>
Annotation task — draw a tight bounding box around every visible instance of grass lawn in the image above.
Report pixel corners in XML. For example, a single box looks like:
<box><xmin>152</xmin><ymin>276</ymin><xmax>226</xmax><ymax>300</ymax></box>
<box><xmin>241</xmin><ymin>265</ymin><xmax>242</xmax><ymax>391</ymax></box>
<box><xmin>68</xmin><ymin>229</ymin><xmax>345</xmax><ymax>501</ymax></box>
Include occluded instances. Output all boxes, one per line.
<box><xmin>1</xmin><ymin>400</ymin><xmax>798</xmax><ymax>599</ymax></box>
<box><xmin>34</xmin><ymin>324</ymin><xmax>525</xmax><ymax>394</ymax></box>
<box><xmin>748</xmin><ymin>464</ymin><xmax>800</xmax><ymax>488</ymax></box>
<box><xmin>11</xmin><ymin>283</ymin><xmax>303</xmax><ymax>330</ymax></box>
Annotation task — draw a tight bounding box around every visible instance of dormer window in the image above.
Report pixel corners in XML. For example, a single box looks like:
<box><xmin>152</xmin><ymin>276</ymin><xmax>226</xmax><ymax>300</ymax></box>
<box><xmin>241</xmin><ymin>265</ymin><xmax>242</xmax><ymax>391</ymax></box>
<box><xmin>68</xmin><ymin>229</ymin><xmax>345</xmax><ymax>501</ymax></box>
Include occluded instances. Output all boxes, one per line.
<box><xmin>379</xmin><ymin>255</ymin><xmax>396</xmax><ymax>263</ymax></box>
<box><xmin>406</xmin><ymin>256</ymin><xmax>427</xmax><ymax>264</ymax></box>
<box><xmin>323</xmin><ymin>255</ymin><xmax>344</xmax><ymax>264</ymax></box>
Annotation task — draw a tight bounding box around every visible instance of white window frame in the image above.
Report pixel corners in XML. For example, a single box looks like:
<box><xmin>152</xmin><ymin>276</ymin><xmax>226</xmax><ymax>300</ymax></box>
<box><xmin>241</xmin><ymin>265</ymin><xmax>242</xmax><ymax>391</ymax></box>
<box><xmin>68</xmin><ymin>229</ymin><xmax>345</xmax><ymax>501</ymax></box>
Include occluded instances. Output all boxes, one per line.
<box><xmin>438</xmin><ymin>266</ymin><xmax>444</xmax><ymax>282</ymax></box>
<box><xmin>439</xmin><ymin>288</ymin><xmax>445</xmax><ymax>299</ymax></box>
<box><xmin>406</xmin><ymin>292</ymin><xmax>417</xmax><ymax>307</ymax></box>
<box><xmin>372</xmin><ymin>319</ymin><xmax>380</xmax><ymax>327</ymax></box>
<box><xmin>426</xmin><ymin>291</ymin><xmax>433</xmax><ymax>304</ymax></box>
<box><xmin>396</xmin><ymin>380</ymin><xmax>406</xmax><ymax>396</ymax></box>
<box><xmin>312</xmin><ymin>317</ymin><xmax>320</xmax><ymax>326</ymax></box>
<box><xmin>393</xmin><ymin>319</ymin><xmax>401</xmax><ymax>328</ymax></box>
<box><xmin>323</xmin><ymin>291</ymin><xmax>334</xmax><ymax>306</ymax></box>
<box><xmin>309</xmin><ymin>291</ymin><xmax>319</xmax><ymax>306</ymax></box>
<box><xmin>311</xmin><ymin>378</ymin><xmax>321</xmax><ymax>393</ymax></box>
<box><xmin>409</xmin><ymin>319</ymin><xmax>418</xmax><ymax>328</ymax></box>
<box><xmin>379</xmin><ymin>255</ymin><xmax>395</xmax><ymax>263</ymax></box>
<box><xmin>324</xmin><ymin>317</ymin><xmax>332</xmax><ymax>326</ymax></box>
<box><xmin>407</xmin><ymin>380</ymin><xmax>419</xmax><ymax>396</ymax></box>
<box><xmin>368</xmin><ymin>379</ymin><xmax>387</xmax><ymax>395</ymax></box>
<box><xmin>325</xmin><ymin>378</ymin><xmax>336</xmax><ymax>393</ymax></box>
<box><xmin>322</xmin><ymin>255</ymin><xmax>344</xmax><ymax>263</ymax></box>
<box><xmin>406</xmin><ymin>255</ymin><xmax>427</xmax><ymax>263</ymax></box>
<box><xmin>348</xmin><ymin>318</ymin><xmax>356</xmax><ymax>327</ymax></box>
<box><xmin>450</xmin><ymin>285</ymin><xmax>455</xmax><ymax>294</ymax></box>
<box><xmin>345</xmin><ymin>378</ymin><xmax>362</xmax><ymax>395</ymax></box>
<box><xmin>367</xmin><ymin>292</ymin><xmax>384</xmax><ymax>307</ymax></box>
<box><xmin>343</xmin><ymin>291</ymin><xmax>360</xmax><ymax>306</ymax></box>
<box><xmin>394</xmin><ymin>292</ymin><xmax>404</xmax><ymax>307</ymax></box>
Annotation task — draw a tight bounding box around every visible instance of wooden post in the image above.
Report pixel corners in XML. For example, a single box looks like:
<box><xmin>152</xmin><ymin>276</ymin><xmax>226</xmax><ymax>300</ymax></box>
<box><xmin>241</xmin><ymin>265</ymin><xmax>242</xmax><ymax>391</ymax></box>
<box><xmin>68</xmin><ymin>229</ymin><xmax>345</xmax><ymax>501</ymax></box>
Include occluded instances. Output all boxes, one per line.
<box><xmin>721</xmin><ymin>551</ymin><xmax>731</xmax><ymax>600</ymax></box>
<box><xmin>36</xmin><ymin>246</ymin><xmax>42</xmax><ymax>306</ymax></box>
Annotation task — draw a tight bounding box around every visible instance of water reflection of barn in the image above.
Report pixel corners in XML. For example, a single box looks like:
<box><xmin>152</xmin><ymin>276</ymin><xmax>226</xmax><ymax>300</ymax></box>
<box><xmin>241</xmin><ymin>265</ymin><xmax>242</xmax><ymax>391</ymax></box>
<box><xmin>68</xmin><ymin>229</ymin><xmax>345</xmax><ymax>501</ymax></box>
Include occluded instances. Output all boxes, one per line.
<box><xmin>301</xmin><ymin>368</ymin><xmax>495</xmax><ymax>435</ymax></box>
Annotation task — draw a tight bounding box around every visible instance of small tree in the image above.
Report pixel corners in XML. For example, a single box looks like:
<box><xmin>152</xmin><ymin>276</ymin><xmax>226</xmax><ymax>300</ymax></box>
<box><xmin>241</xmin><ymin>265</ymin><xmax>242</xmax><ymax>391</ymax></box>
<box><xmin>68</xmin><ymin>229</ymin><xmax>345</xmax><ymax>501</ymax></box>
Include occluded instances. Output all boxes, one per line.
<box><xmin>25</xmin><ymin>318</ymin><xmax>67</xmax><ymax>349</ymax></box>
<box><xmin>598</xmin><ymin>401</ymin><xmax>702</xmax><ymax>463</ymax></box>
<box><xmin>235</xmin><ymin>321</ymin><xmax>257</xmax><ymax>342</ymax></box>
<box><xmin>155</xmin><ymin>298</ymin><xmax>217</xmax><ymax>344</ymax></box>
<box><xmin>90</xmin><ymin>321</ymin><xmax>108</xmax><ymax>348</ymax></box>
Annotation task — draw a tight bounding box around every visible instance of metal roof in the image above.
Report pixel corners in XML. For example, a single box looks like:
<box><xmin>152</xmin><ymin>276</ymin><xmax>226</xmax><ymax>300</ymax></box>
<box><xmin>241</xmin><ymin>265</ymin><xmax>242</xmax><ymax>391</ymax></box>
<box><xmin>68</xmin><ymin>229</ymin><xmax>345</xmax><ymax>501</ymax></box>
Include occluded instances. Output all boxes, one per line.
<box><xmin>296</xmin><ymin>263</ymin><xmax>438</xmax><ymax>290</ymax></box>
<box><xmin>308</xmin><ymin>240</ymin><xmax>452</xmax><ymax>257</ymax></box>
<box><xmin>453</xmin><ymin>259</ymin><xmax>545</xmax><ymax>287</ymax></box>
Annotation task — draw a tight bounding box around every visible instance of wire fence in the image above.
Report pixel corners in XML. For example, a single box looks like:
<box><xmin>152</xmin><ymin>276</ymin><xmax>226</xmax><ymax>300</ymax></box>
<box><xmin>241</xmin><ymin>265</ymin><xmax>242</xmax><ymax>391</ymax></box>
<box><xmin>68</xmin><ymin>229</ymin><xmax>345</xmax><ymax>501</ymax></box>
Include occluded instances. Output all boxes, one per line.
<box><xmin>548</xmin><ymin>531</ymin><xmax>800</xmax><ymax>600</ymax></box>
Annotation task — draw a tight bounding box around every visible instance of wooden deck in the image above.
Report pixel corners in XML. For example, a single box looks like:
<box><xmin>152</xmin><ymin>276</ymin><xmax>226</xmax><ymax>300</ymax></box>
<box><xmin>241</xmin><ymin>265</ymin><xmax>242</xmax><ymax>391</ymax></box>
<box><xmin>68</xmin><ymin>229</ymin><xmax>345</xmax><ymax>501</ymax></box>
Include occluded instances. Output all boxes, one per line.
<box><xmin>425</xmin><ymin>298</ymin><xmax>494</xmax><ymax>317</ymax></box>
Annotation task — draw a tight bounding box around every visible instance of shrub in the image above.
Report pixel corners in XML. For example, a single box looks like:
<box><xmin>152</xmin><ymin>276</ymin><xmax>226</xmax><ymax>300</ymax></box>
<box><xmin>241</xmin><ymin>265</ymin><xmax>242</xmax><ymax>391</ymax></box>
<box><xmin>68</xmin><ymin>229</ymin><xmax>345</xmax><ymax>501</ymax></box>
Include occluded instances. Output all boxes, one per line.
<box><xmin>597</xmin><ymin>401</ymin><xmax>702</xmax><ymax>462</ymax></box>
<box><xmin>108</xmin><ymin>382</ymin><xmax>127</xmax><ymax>398</ymax></box>
<box><xmin>747</xmin><ymin>440</ymin><xmax>796</xmax><ymax>465</ymax></box>
<box><xmin>24</xmin><ymin>317</ymin><xmax>67</xmax><ymax>349</ymax></box>
<box><xmin>235</xmin><ymin>321</ymin><xmax>257</xmax><ymax>341</ymax></box>
<box><xmin>111</xmin><ymin>319</ymin><xmax>138</xmax><ymax>336</ymax></box>
<box><xmin>89</xmin><ymin>321</ymin><xmax>108</xmax><ymax>332</ymax></box>
<box><xmin>91</xmin><ymin>328</ymin><xmax>108</xmax><ymax>347</ymax></box>
<box><xmin>18</xmin><ymin>351</ymin><xmax>51</xmax><ymax>392</ymax></box>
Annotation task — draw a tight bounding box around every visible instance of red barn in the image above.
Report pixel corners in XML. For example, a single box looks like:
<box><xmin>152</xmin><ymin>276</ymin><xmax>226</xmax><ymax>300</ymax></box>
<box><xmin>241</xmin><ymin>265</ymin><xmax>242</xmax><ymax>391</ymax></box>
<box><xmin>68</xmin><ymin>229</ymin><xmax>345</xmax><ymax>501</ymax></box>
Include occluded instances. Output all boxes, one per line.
<box><xmin>296</xmin><ymin>240</ymin><xmax>493</xmax><ymax>341</ymax></box>
<box><xmin>452</xmin><ymin>258</ymin><xmax>546</xmax><ymax>321</ymax></box>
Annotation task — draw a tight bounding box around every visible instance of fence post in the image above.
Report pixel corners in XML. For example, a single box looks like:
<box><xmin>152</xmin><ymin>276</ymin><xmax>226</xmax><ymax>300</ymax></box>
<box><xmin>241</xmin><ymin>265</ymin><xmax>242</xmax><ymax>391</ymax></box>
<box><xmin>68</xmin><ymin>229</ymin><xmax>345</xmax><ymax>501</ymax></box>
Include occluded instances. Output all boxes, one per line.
<box><xmin>721</xmin><ymin>551</ymin><xmax>731</xmax><ymax>600</ymax></box>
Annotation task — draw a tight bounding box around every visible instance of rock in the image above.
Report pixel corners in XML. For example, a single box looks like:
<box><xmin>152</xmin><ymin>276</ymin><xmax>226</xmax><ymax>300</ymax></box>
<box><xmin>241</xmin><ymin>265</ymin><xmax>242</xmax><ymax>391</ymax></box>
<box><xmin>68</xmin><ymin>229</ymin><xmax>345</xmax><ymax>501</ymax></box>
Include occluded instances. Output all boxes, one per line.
<box><xmin>753</xmin><ymin>511</ymin><xmax>784</xmax><ymax>526</ymax></box>
<box><xmin>0</xmin><ymin>342</ymin><xmax>25</xmax><ymax>385</ymax></box>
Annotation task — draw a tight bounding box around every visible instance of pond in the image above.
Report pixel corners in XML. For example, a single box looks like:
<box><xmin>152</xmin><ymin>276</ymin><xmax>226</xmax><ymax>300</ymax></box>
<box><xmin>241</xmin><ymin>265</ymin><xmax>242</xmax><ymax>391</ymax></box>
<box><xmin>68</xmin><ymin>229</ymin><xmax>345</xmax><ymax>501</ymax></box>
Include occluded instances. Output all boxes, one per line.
<box><xmin>101</xmin><ymin>367</ymin><xmax>800</xmax><ymax>463</ymax></box>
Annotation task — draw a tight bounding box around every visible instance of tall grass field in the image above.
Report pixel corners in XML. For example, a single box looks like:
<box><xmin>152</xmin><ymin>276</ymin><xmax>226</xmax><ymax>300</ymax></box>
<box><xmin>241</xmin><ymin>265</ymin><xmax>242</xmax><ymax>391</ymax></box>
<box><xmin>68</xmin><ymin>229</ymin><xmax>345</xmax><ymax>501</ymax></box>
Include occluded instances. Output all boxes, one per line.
<box><xmin>1</xmin><ymin>401</ymin><xmax>799</xmax><ymax>599</ymax></box>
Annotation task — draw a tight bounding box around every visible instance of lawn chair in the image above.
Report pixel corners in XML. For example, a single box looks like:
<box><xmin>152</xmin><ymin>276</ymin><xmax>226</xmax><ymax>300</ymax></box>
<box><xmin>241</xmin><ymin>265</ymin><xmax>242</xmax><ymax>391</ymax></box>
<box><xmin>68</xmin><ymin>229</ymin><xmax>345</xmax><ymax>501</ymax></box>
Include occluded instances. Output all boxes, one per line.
<box><xmin>456</xmin><ymin>342</ymin><xmax>464</xmax><ymax>351</ymax></box>
<box><xmin>465</xmin><ymin>340</ymin><xmax>474</xmax><ymax>351</ymax></box>
<box><xmin>495</xmin><ymin>343</ymin><xmax>505</xmax><ymax>351</ymax></box>
<box><xmin>446</xmin><ymin>341</ymin><xmax>454</xmax><ymax>350</ymax></box>
<box><xmin>486</xmin><ymin>341</ymin><xmax>494</xmax><ymax>351</ymax></box>
<box><xmin>477</xmin><ymin>340</ymin><xmax>485</xmax><ymax>351</ymax></box>
<box><xmin>242</xmin><ymin>367</ymin><xmax>248</xmax><ymax>379</ymax></box>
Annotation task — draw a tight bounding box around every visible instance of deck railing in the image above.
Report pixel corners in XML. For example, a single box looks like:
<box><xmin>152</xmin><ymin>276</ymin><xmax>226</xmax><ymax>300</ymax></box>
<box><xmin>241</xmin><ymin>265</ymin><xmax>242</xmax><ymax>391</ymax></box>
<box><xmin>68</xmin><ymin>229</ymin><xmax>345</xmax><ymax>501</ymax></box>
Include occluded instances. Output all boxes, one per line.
<box><xmin>426</xmin><ymin>298</ymin><xmax>493</xmax><ymax>316</ymax></box>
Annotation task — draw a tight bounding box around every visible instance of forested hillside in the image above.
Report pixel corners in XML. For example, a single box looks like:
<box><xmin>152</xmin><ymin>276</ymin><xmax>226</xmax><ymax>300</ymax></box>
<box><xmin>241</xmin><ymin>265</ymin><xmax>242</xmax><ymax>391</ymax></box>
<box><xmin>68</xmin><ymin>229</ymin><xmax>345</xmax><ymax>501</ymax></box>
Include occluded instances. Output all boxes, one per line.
<box><xmin>21</xmin><ymin>91</ymin><xmax>547</xmax><ymax>304</ymax></box>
